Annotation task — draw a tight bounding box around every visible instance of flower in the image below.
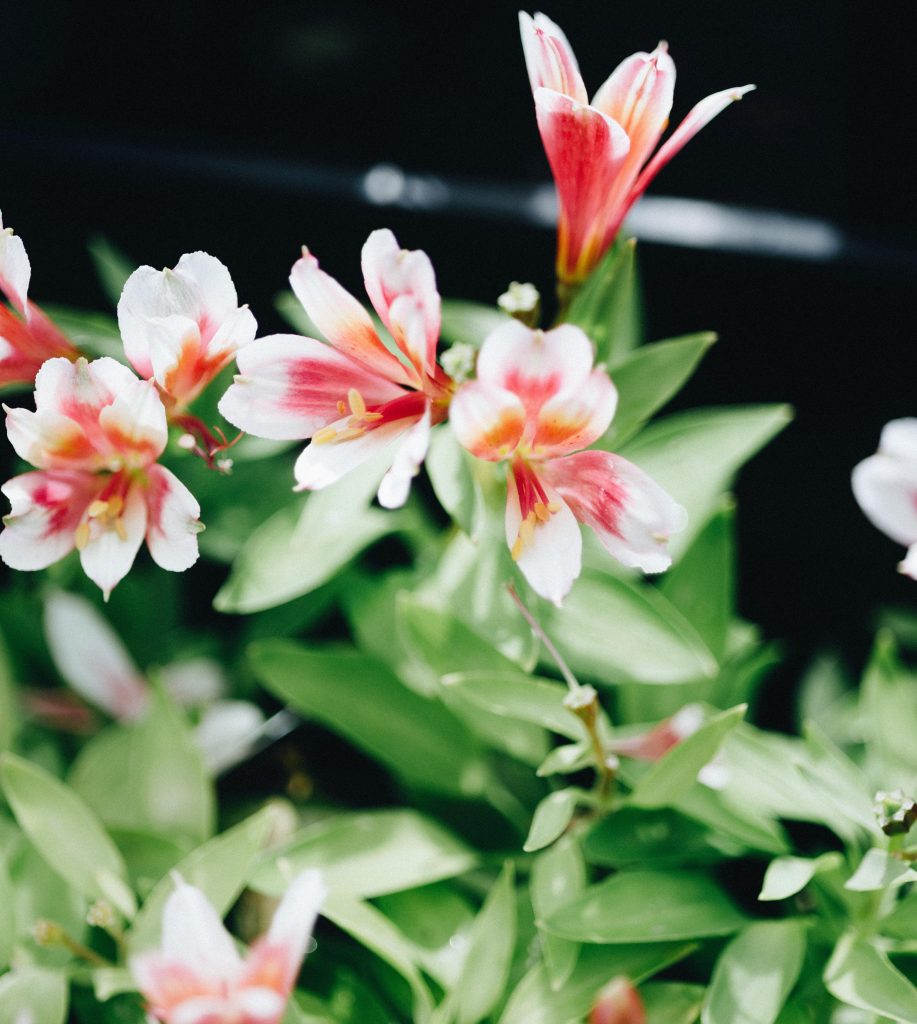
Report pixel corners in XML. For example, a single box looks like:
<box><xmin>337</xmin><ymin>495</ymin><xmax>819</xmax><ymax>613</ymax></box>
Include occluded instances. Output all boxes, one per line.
<box><xmin>1</xmin><ymin>210</ymin><xmax>79</xmax><ymax>389</ymax></box>
<box><xmin>219</xmin><ymin>229</ymin><xmax>452</xmax><ymax>508</ymax></box>
<box><xmin>450</xmin><ymin>320</ymin><xmax>685</xmax><ymax>604</ymax></box>
<box><xmin>0</xmin><ymin>356</ymin><xmax>203</xmax><ymax>598</ymax></box>
<box><xmin>852</xmin><ymin>418</ymin><xmax>917</xmax><ymax>579</ymax></box>
<box><xmin>589</xmin><ymin>977</ymin><xmax>646</xmax><ymax>1024</ymax></box>
<box><xmin>519</xmin><ymin>12</ymin><xmax>754</xmax><ymax>285</ymax></box>
<box><xmin>131</xmin><ymin>870</ymin><xmax>325</xmax><ymax>1024</ymax></box>
<box><xmin>117</xmin><ymin>252</ymin><xmax>257</xmax><ymax>410</ymax></box>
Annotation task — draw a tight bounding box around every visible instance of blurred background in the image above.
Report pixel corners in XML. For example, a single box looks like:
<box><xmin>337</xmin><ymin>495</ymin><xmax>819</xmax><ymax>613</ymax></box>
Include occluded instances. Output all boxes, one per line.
<box><xmin>2</xmin><ymin>0</ymin><xmax>916</xmax><ymax>713</ymax></box>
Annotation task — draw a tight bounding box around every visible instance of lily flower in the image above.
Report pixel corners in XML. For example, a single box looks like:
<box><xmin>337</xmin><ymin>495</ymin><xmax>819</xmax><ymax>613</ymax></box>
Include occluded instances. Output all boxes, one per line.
<box><xmin>219</xmin><ymin>229</ymin><xmax>452</xmax><ymax>508</ymax></box>
<box><xmin>0</xmin><ymin>356</ymin><xmax>203</xmax><ymax>598</ymax></box>
<box><xmin>1</xmin><ymin>210</ymin><xmax>79</xmax><ymax>389</ymax></box>
<box><xmin>117</xmin><ymin>251</ymin><xmax>257</xmax><ymax>411</ymax></box>
<box><xmin>519</xmin><ymin>12</ymin><xmax>754</xmax><ymax>285</ymax></box>
<box><xmin>590</xmin><ymin>977</ymin><xmax>646</xmax><ymax>1024</ymax></box>
<box><xmin>450</xmin><ymin>320</ymin><xmax>685</xmax><ymax>604</ymax></box>
<box><xmin>852</xmin><ymin>418</ymin><xmax>917</xmax><ymax>579</ymax></box>
<box><xmin>131</xmin><ymin>870</ymin><xmax>326</xmax><ymax>1024</ymax></box>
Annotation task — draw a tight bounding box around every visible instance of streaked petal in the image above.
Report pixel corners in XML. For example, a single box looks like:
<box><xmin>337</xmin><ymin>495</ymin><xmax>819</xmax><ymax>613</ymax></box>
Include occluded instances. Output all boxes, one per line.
<box><xmin>545</xmin><ymin>450</ymin><xmax>686</xmax><ymax>573</ymax></box>
<box><xmin>0</xmin><ymin>213</ymin><xmax>31</xmax><ymax>314</ymax></box>
<box><xmin>0</xmin><ymin>470</ymin><xmax>96</xmax><ymax>570</ymax></box>
<box><xmin>519</xmin><ymin>12</ymin><xmax>587</xmax><ymax>103</ymax></box>
<box><xmin>130</xmin><ymin>954</ymin><xmax>221</xmax><ymax>1019</ymax></box>
<box><xmin>159</xmin><ymin>876</ymin><xmax>243</xmax><ymax>983</ymax></box>
<box><xmin>4</xmin><ymin>405</ymin><xmax>98</xmax><ymax>471</ymax></box>
<box><xmin>532</xmin><ymin>368</ymin><xmax>617</xmax><ymax>457</ymax></box>
<box><xmin>377</xmin><ymin>404</ymin><xmax>431</xmax><ymax>508</ymax></box>
<box><xmin>219</xmin><ymin>333</ymin><xmax>404</xmax><ymax>441</ymax></box>
<box><xmin>43</xmin><ymin>590</ymin><xmax>148</xmax><ymax>721</ymax></box>
<box><xmin>144</xmin><ymin>464</ymin><xmax>203</xmax><ymax>573</ymax></box>
<box><xmin>449</xmin><ymin>380</ymin><xmax>525</xmax><ymax>460</ymax></box>
<box><xmin>79</xmin><ymin>479</ymin><xmax>148</xmax><ymax>599</ymax></box>
<box><xmin>290</xmin><ymin>249</ymin><xmax>414</xmax><ymax>386</ymax></box>
<box><xmin>98</xmin><ymin>377</ymin><xmax>168</xmax><ymax>466</ymax></box>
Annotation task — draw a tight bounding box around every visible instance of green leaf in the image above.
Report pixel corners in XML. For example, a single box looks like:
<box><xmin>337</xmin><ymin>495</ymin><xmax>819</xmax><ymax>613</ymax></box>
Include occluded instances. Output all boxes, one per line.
<box><xmin>530</xmin><ymin>836</ymin><xmax>585</xmax><ymax>991</ymax></box>
<box><xmin>620</xmin><ymin>405</ymin><xmax>793</xmax><ymax>558</ymax></box>
<box><xmin>547</xmin><ymin>575</ymin><xmax>718</xmax><ymax>686</ymax></box>
<box><xmin>845</xmin><ymin>848</ymin><xmax>917</xmax><ymax>892</ymax></box>
<box><xmin>881</xmin><ymin>889</ymin><xmax>917</xmax><ymax>940</ymax></box>
<box><xmin>677</xmin><ymin>782</ymin><xmax>789</xmax><ymax>856</ymax></box>
<box><xmin>92</xmin><ymin>967</ymin><xmax>136</xmax><ymax>1001</ymax></box>
<box><xmin>629</xmin><ymin>705</ymin><xmax>746</xmax><ymax>808</ymax></box>
<box><xmin>40</xmin><ymin>305</ymin><xmax>125</xmax><ymax>360</ymax></box>
<box><xmin>0</xmin><ymin>629</ymin><xmax>16</xmax><ymax>753</ymax></box>
<box><xmin>524</xmin><ymin>789</ymin><xmax>580</xmax><ymax>852</ymax></box>
<box><xmin>602</xmin><ymin>332</ymin><xmax>717</xmax><ymax>448</ymax></box>
<box><xmin>87</xmin><ymin>235</ymin><xmax>134</xmax><ymax>306</ymax></box>
<box><xmin>758</xmin><ymin>853</ymin><xmax>843</xmax><ymax>901</ymax></box>
<box><xmin>69</xmin><ymin>686</ymin><xmax>215</xmax><ymax>844</ymax></box>
<box><xmin>0</xmin><ymin>967</ymin><xmax>68</xmax><ymax>1024</ymax></box>
<box><xmin>824</xmin><ymin>931</ymin><xmax>917</xmax><ymax>1023</ymax></box>
<box><xmin>536</xmin><ymin>741</ymin><xmax>592</xmax><ymax>778</ymax></box>
<box><xmin>127</xmin><ymin>805</ymin><xmax>274</xmax><ymax>953</ymax></box>
<box><xmin>499</xmin><ymin>942</ymin><xmax>693</xmax><ymax>1024</ymax></box>
<box><xmin>0</xmin><ymin>857</ymin><xmax>13</xmax><ymax>970</ymax></box>
<box><xmin>251</xmin><ymin>809</ymin><xmax>476</xmax><ymax>899</ymax></box>
<box><xmin>642</xmin><ymin>982</ymin><xmax>706</xmax><ymax>1024</ymax></box>
<box><xmin>544</xmin><ymin>870</ymin><xmax>745</xmax><ymax>943</ymax></box>
<box><xmin>860</xmin><ymin>631</ymin><xmax>917</xmax><ymax>782</ymax></box>
<box><xmin>249</xmin><ymin>640</ymin><xmax>489</xmax><ymax>797</ymax></box>
<box><xmin>702</xmin><ymin>920</ymin><xmax>806</xmax><ymax>1024</ymax></box>
<box><xmin>425</xmin><ymin>427</ymin><xmax>485</xmax><ymax>538</ymax></box>
<box><xmin>0</xmin><ymin>752</ymin><xmax>135</xmax><ymax>917</ymax></box>
<box><xmin>440</xmin><ymin>299</ymin><xmax>512</xmax><ymax>348</ymax></box>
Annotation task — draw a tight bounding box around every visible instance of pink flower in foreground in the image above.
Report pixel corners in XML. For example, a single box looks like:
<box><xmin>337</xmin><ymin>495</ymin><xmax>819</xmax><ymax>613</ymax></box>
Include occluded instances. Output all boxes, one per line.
<box><xmin>590</xmin><ymin>977</ymin><xmax>646</xmax><ymax>1024</ymax></box>
<box><xmin>450</xmin><ymin>320</ymin><xmax>685</xmax><ymax>604</ymax></box>
<box><xmin>219</xmin><ymin>229</ymin><xmax>452</xmax><ymax>508</ymax></box>
<box><xmin>131</xmin><ymin>870</ymin><xmax>325</xmax><ymax>1024</ymax></box>
<box><xmin>1</xmin><ymin>211</ymin><xmax>79</xmax><ymax>389</ymax></box>
<box><xmin>0</xmin><ymin>357</ymin><xmax>203</xmax><ymax>598</ymax></box>
<box><xmin>519</xmin><ymin>12</ymin><xmax>754</xmax><ymax>285</ymax></box>
<box><xmin>852</xmin><ymin>418</ymin><xmax>917</xmax><ymax>579</ymax></box>
<box><xmin>118</xmin><ymin>252</ymin><xmax>257</xmax><ymax>410</ymax></box>
<box><xmin>607</xmin><ymin>704</ymin><xmax>703</xmax><ymax>762</ymax></box>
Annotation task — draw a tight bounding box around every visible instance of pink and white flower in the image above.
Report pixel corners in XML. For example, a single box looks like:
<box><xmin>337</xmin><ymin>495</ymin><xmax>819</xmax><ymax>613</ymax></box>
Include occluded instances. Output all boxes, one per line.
<box><xmin>0</xmin><ymin>356</ymin><xmax>203</xmax><ymax>597</ymax></box>
<box><xmin>450</xmin><ymin>320</ymin><xmax>685</xmax><ymax>604</ymax></box>
<box><xmin>219</xmin><ymin>229</ymin><xmax>452</xmax><ymax>508</ymax></box>
<box><xmin>519</xmin><ymin>13</ymin><xmax>754</xmax><ymax>285</ymax></box>
<box><xmin>131</xmin><ymin>870</ymin><xmax>325</xmax><ymax>1024</ymax></box>
<box><xmin>852</xmin><ymin>418</ymin><xmax>917</xmax><ymax>579</ymax></box>
<box><xmin>118</xmin><ymin>252</ymin><xmax>257</xmax><ymax>410</ymax></box>
<box><xmin>1</xmin><ymin>210</ymin><xmax>79</xmax><ymax>389</ymax></box>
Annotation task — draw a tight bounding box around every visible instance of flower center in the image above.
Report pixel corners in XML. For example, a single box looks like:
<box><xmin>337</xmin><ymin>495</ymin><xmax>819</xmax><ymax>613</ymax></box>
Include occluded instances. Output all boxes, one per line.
<box><xmin>312</xmin><ymin>388</ymin><xmax>383</xmax><ymax>445</ymax></box>
<box><xmin>74</xmin><ymin>494</ymin><xmax>127</xmax><ymax>550</ymax></box>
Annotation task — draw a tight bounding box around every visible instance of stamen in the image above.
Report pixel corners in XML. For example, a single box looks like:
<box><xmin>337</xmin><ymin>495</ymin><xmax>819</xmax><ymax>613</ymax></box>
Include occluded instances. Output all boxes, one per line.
<box><xmin>337</xmin><ymin>400</ymin><xmax>347</xmax><ymax>415</ymax></box>
<box><xmin>533</xmin><ymin>501</ymin><xmax>551</xmax><ymax>523</ymax></box>
<box><xmin>347</xmin><ymin>388</ymin><xmax>366</xmax><ymax>418</ymax></box>
<box><xmin>312</xmin><ymin>426</ymin><xmax>338</xmax><ymax>445</ymax></box>
<box><xmin>115</xmin><ymin>519</ymin><xmax>128</xmax><ymax>542</ymax></box>
<box><xmin>363</xmin><ymin>411</ymin><xmax>383</xmax><ymax>421</ymax></box>
<box><xmin>334</xmin><ymin>426</ymin><xmax>366</xmax><ymax>442</ymax></box>
<box><xmin>74</xmin><ymin>522</ymin><xmax>90</xmax><ymax>551</ymax></box>
<box><xmin>87</xmin><ymin>499</ymin><xmax>108</xmax><ymax>518</ymax></box>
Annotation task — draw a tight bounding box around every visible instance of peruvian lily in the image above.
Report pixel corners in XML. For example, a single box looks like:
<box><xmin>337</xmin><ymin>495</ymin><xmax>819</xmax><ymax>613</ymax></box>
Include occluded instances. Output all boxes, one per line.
<box><xmin>852</xmin><ymin>418</ymin><xmax>917</xmax><ymax>579</ymax></box>
<box><xmin>590</xmin><ymin>977</ymin><xmax>646</xmax><ymax>1024</ymax></box>
<box><xmin>131</xmin><ymin>870</ymin><xmax>325</xmax><ymax>1024</ymax></box>
<box><xmin>118</xmin><ymin>251</ymin><xmax>257</xmax><ymax>412</ymax></box>
<box><xmin>0</xmin><ymin>356</ymin><xmax>203</xmax><ymax>598</ymax></box>
<box><xmin>219</xmin><ymin>229</ymin><xmax>452</xmax><ymax>508</ymax></box>
<box><xmin>1</xmin><ymin>210</ymin><xmax>79</xmax><ymax>389</ymax></box>
<box><xmin>450</xmin><ymin>320</ymin><xmax>685</xmax><ymax>604</ymax></box>
<box><xmin>519</xmin><ymin>12</ymin><xmax>754</xmax><ymax>285</ymax></box>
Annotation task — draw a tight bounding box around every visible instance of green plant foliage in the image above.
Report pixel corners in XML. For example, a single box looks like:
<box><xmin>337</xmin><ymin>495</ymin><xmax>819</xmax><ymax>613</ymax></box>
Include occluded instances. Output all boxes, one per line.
<box><xmin>440</xmin><ymin>300</ymin><xmax>512</xmax><ymax>349</ymax></box>
<box><xmin>530</xmin><ymin>836</ymin><xmax>584</xmax><ymax>991</ymax></box>
<box><xmin>824</xmin><ymin>932</ymin><xmax>917</xmax><ymax>1023</ymax></box>
<box><xmin>0</xmin><ymin>967</ymin><xmax>68</xmax><ymax>1024</ymax></box>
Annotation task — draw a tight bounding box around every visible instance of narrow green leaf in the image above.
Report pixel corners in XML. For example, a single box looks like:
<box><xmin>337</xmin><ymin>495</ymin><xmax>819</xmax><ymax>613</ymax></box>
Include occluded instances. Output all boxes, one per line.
<box><xmin>524</xmin><ymin>789</ymin><xmax>580</xmax><ymax>852</ymax></box>
<box><xmin>881</xmin><ymin>889</ymin><xmax>917</xmax><ymax>940</ymax></box>
<box><xmin>846</xmin><ymin>848</ymin><xmax>917</xmax><ymax>892</ymax></box>
<box><xmin>87</xmin><ymin>235</ymin><xmax>134</xmax><ymax>306</ymax></box>
<box><xmin>531</xmin><ymin>836</ymin><xmax>585</xmax><ymax>991</ymax></box>
<box><xmin>758</xmin><ymin>853</ymin><xmax>843</xmax><ymax>901</ymax></box>
<box><xmin>642</xmin><ymin>982</ymin><xmax>706</xmax><ymax>1024</ymax></box>
<box><xmin>702</xmin><ymin>920</ymin><xmax>806</xmax><ymax>1024</ymax></box>
<box><xmin>440</xmin><ymin>299</ymin><xmax>512</xmax><ymax>348</ymax></box>
<box><xmin>0</xmin><ymin>752</ymin><xmax>134</xmax><ymax>917</ymax></box>
<box><xmin>544</xmin><ymin>870</ymin><xmax>745</xmax><ymax>943</ymax></box>
<box><xmin>824</xmin><ymin>931</ymin><xmax>917</xmax><ymax>1023</ymax></box>
<box><xmin>536</xmin><ymin>741</ymin><xmax>593</xmax><ymax>777</ymax></box>
<box><xmin>0</xmin><ymin>857</ymin><xmax>13</xmax><ymax>970</ymax></box>
<box><xmin>0</xmin><ymin>967</ymin><xmax>68</xmax><ymax>1024</ymax></box>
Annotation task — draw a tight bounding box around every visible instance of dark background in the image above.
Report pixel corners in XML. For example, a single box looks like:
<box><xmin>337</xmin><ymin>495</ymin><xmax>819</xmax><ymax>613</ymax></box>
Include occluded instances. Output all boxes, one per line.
<box><xmin>2</xmin><ymin>0</ymin><xmax>916</xmax><ymax>706</ymax></box>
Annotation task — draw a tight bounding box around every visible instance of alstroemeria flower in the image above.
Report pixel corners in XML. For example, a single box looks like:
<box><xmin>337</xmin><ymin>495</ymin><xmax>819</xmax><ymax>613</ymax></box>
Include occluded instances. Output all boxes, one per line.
<box><xmin>131</xmin><ymin>870</ymin><xmax>326</xmax><ymax>1024</ymax></box>
<box><xmin>607</xmin><ymin>704</ymin><xmax>703</xmax><ymax>762</ymax></box>
<box><xmin>450</xmin><ymin>320</ymin><xmax>685</xmax><ymax>604</ymax></box>
<box><xmin>852</xmin><ymin>418</ymin><xmax>917</xmax><ymax>579</ymax></box>
<box><xmin>519</xmin><ymin>12</ymin><xmax>754</xmax><ymax>285</ymax></box>
<box><xmin>0</xmin><ymin>356</ymin><xmax>203</xmax><ymax>597</ymax></box>
<box><xmin>590</xmin><ymin>977</ymin><xmax>646</xmax><ymax>1024</ymax></box>
<box><xmin>118</xmin><ymin>252</ymin><xmax>257</xmax><ymax>410</ymax></box>
<box><xmin>219</xmin><ymin>229</ymin><xmax>452</xmax><ymax>508</ymax></box>
<box><xmin>1</xmin><ymin>210</ymin><xmax>79</xmax><ymax>389</ymax></box>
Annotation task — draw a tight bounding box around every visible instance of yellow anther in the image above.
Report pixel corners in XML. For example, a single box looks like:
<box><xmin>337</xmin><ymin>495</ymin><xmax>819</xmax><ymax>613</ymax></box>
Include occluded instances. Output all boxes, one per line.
<box><xmin>335</xmin><ymin>426</ymin><xmax>366</xmax><ymax>442</ymax></box>
<box><xmin>511</xmin><ymin>536</ymin><xmax>524</xmax><ymax>561</ymax></box>
<box><xmin>363</xmin><ymin>411</ymin><xmax>383</xmax><ymax>421</ymax></box>
<box><xmin>74</xmin><ymin>522</ymin><xmax>90</xmax><ymax>551</ymax></box>
<box><xmin>115</xmin><ymin>518</ymin><xmax>128</xmax><ymax>542</ymax></box>
<box><xmin>534</xmin><ymin>501</ymin><xmax>551</xmax><ymax>523</ymax></box>
<box><xmin>87</xmin><ymin>499</ymin><xmax>109</xmax><ymax>518</ymax></box>
<box><xmin>547</xmin><ymin>501</ymin><xmax>563</xmax><ymax>514</ymax></box>
<box><xmin>336</xmin><ymin>400</ymin><xmax>347</xmax><ymax>415</ymax></box>
<box><xmin>347</xmin><ymin>388</ymin><xmax>366</xmax><ymax>418</ymax></box>
<box><xmin>312</xmin><ymin>426</ymin><xmax>338</xmax><ymax>445</ymax></box>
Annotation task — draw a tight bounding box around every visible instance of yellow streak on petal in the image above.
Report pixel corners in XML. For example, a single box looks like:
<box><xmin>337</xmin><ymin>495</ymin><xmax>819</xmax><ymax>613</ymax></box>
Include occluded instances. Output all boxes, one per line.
<box><xmin>75</xmin><ymin>522</ymin><xmax>90</xmax><ymax>551</ymax></box>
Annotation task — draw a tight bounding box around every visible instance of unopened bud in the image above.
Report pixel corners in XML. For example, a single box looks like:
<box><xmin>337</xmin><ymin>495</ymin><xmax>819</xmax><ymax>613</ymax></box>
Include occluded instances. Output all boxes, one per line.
<box><xmin>440</xmin><ymin>342</ymin><xmax>476</xmax><ymax>385</ymax></box>
<box><xmin>177</xmin><ymin>433</ymin><xmax>197</xmax><ymax>450</ymax></box>
<box><xmin>875</xmin><ymin>789</ymin><xmax>917</xmax><ymax>836</ymax></box>
<box><xmin>87</xmin><ymin>900</ymin><xmax>117</xmax><ymax>931</ymax></box>
<box><xmin>216</xmin><ymin>457</ymin><xmax>234</xmax><ymax>474</ymax></box>
<box><xmin>564</xmin><ymin>684</ymin><xmax>599</xmax><ymax>729</ymax></box>
<box><xmin>498</xmin><ymin>281</ymin><xmax>541</xmax><ymax>327</ymax></box>
<box><xmin>32</xmin><ymin>918</ymin><xmax>65</xmax><ymax>946</ymax></box>
<box><xmin>590</xmin><ymin>976</ymin><xmax>646</xmax><ymax>1024</ymax></box>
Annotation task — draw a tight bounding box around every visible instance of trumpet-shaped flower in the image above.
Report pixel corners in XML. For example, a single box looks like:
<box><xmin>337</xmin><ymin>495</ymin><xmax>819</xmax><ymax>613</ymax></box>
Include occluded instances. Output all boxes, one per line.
<box><xmin>450</xmin><ymin>320</ymin><xmax>685</xmax><ymax>604</ymax></box>
<box><xmin>219</xmin><ymin>229</ymin><xmax>452</xmax><ymax>508</ymax></box>
<box><xmin>0</xmin><ymin>356</ymin><xmax>203</xmax><ymax>597</ymax></box>
<box><xmin>1</xmin><ymin>211</ymin><xmax>79</xmax><ymax>389</ymax></box>
<box><xmin>852</xmin><ymin>418</ymin><xmax>917</xmax><ymax>579</ymax></box>
<box><xmin>118</xmin><ymin>252</ymin><xmax>257</xmax><ymax>410</ymax></box>
<box><xmin>519</xmin><ymin>13</ymin><xmax>754</xmax><ymax>285</ymax></box>
<box><xmin>131</xmin><ymin>870</ymin><xmax>325</xmax><ymax>1024</ymax></box>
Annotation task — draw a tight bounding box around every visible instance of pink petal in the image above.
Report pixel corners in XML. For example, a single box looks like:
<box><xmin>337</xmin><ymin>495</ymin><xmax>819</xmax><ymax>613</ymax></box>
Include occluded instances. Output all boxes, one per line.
<box><xmin>4</xmin><ymin>404</ymin><xmax>99</xmax><ymax>472</ymax></box>
<box><xmin>544</xmin><ymin>450</ymin><xmax>686</xmax><ymax>573</ymax></box>
<box><xmin>144</xmin><ymin>464</ymin><xmax>203</xmax><ymax>573</ymax></box>
<box><xmin>361</xmin><ymin>229</ymin><xmax>440</xmax><ymax>380</ymax></box>
<box><xmin>377</xmin><ymin>405</ymin><xmax>431</xmax><ymax>509</ymax></box>
<box><xmin>450</xmin><ymin>380</ymin><xmax>525</xmax><ymax>461</ymax></box>
<box><xmin>130</xmin><ymin>954</ymin><xmax>223</xmax><ymax>1020</ymax></box>
<box><xmin>532</xmin><ymin>368</ymin><xmax>618</xmax><ymax>458</ymax></box>
<box><xmin>589</xmin><ymin>976</ymin><xmax>647</xmax><ymax>1024</ymax></box>
<box><xmin>0</xmin><ymin>213</ymin><xmax>31</xmax><ymax>314</ymax></box>
<box><xmin>290</xmin><ymin>249</ymin><xmax>415</xmax><ymax>387</ymax></box>
<box><xmin>97</xmin><ymin>377</ymin><xmax>168</xmax><ymax>467</ymax></box>
<box><xmin>519</xmin><ymin>12</ymin><xmax>588</xmax><ymax>103</ymax></box>
<box><xmin>78</xmin><ymin>477</ymin><xmax>148</xmax><ymax>599</ymax></box>
<box><xmin>219</xmin><ymin>333</ymin><xmax>405</xmax><ymax>441</ymax></box>
<box><xmin>232</xmin><ymin>988</ymin><xmax>286</xmax><ymax>1024</ymax></box>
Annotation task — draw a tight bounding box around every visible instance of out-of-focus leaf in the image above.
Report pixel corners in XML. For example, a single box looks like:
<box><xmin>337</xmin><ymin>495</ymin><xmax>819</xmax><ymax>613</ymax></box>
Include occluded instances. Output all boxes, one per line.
<box><xmin>536</xmin><ymin>741</ymin><xmax>593</xmax><ymax>777</ymax></box>
<box><xmin>499</xmin><ymin>942</ymin><xmax>693</xmax><ymax>1024</ymax></box>
<box><xmin>285</xmin><ymin>993</ymin><xmax>338</xmax><ymax>1024</ymax></box>
<box><xmin>824</xmin><ymin>931</ymin><xmax>917</xmax><ymax>1023</ymax></box>
<box><xmin>619</xmin><ymin>405</ymin><xmax>793</xmax><ymax>558</ymax></box>
<box><xmin>800</xmin><ymin>723</ymin><xmax>879</xmax><ymax>836</ymax></box>
<box><xmin>845</xmin><ymin>848</ymin><xmax>917</xmax><ymax>892</ymax></box>
<box><xmin>92</xmin><ymin>967</ymin><xmax>136</xmax><ymax>1001</ymax></box>
<box><xmin>440</xmin><ymin>299</ymin><xmax>512</xmax><ymax>348</ymax></box>
<box><xmin>628</xmin><ymin>704</ymin><xmax>746</xmax><ymax>809</ymax></box>
<box><xmin>602</xmin><ymin>332</ymin><xmax>716</xmax><ymax>448</ymax></box>
<box><xmin>0</xmin><ymin>752</ymin><xmax>134</xmax><ymax>917</ymax></box>
<box><xmin>250</xmin><ymin>640</ymin><xmax>489</xmax><ymax>797</ymax></box>
<box><xmin>87</xmin><ymin>234</ymin><xmax>134</xmax><ymax>306</ymax></box>
<box><xmin>677</xmin><ymin>783</ymin><xmax>789</xmax><ymax>856</ymax></box>
<box><xmin>40</xmin><ymin>305</ymin><xmax>124</xmax><ymax>360</ymax></box>
<box><xmin>544</xmin><ymin>869</ymin><xmax>745</xmax><ymax>943</ymax></box>
<box><xmin>69</xmin><ymin>686</ymin><xmax>214</xmax><ymax>845</ymax></box>
<box><xmin>531</xmin><ymin>836</ymin><xmax>585</xmax><ymax>991</ymax></box>
<box><xmin>252</xmin><ymin>809</ymin><xmax>476</xmax><ymax>900</ymax></box>
<box><xmin>0</xmin><ymin>857</ymin><xmax>13</xmax><ymax>970</ymax></box>
<box><xmin>642</xmin><ymin>982</ymin><xmax>706</xmax><ymax>1024</ymax></box>
<box><xmin>702</xmin><ymin>920</ymin><xmax>806</xmax><ymax>1024</ymax></box>
<box><xmin>426</xmin><ymin>427</ymin><xmax>486</xmax><ymax>539</ymax></box>
<box><xmin>860</xmin><ymin>631</ymin><xmax>917</xmax><ymax>783</ymax></box>
<box><xmin>546</xmin><ymin>575</ymin><xmax>718</xmax><ymax>687</ymax></box>
<box><xmin>523</xmin><ymin>788</ymin><xmax>580</xmax><ymax>852</ymax></box>
<box><xmin>0</xmin><ymin>967</ymin><xmax>68</xmax><ymax>1024</ymax></box>
<box><xmin>109</xmin><ymin>828</ymin><xmax>191</xmax><ymax>896</ymax></box>
<box><xmin>758</xmin><ymin>853</ymin><xmax>843</xmax><ymax>901</ymax></box>
<box><xmin>0</xmin><ymin>629</ymin><xmax>16</xmax><ymax>753</ymax></box>
<box><xmin>881</xmin><ymin>889</ymin><xmax>917</xmax><ymax>940</ymax></box>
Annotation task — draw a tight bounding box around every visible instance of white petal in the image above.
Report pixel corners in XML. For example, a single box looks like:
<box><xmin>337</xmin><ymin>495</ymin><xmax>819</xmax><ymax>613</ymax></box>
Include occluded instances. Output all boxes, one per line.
<box><xmin>0</xmin><ymin>470</ymin><xmax>95</xmax><ymax>570</ymax></box>
<box><xmin>194</xmin><ymin>700</ymin><xmax>265</xmax><ymax>775</ymax></box>
<box><xmin>0</xmin><ymin>213</ymin><xmax>31</xmax><ymax>313</ymax></box>
<box><xmin>162</xmin><ymin>658</ymin><xmax>227</xmax><ymax>707</ymax></box>
<box><xmin>160</xmin><ymin>876</ymin><xmax>243</xmax><ymax>983</ymax></box>
<box><xmin>377</xmin><ymin>406</ymin><xmax>431</xmax><ymax>509</ymax></box>
<box><xmin>144</xmin><ymin>465</ymin><xmax>203</xmax><ymax>573</ymax></box>
<box><xmin>900</xmin><ymin>543</ymin><xmax>917</xmax><ymax>580</ymax></box>
<box><xmin>79</xmin><ymin>481</ymin><xmax>148</xmax><ymax>599</ymax></box>
<box><xmin>232</xmin><ymin>987</ymin><xmax>286</xmax><ymax>1023</ymax></box>
<box><xmin>852</xmin><ymin>427</ymin><xmax>917</xmax><ymax>547</ymax></box>
<box><xmin>293</xmin><ymin>415</ymin><xmax>417</xmax><ymax>492</ymax></box>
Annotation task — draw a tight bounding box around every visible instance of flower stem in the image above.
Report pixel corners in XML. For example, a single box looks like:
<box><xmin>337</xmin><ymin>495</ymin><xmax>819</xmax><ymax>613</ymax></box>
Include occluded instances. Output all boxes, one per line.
<box><xmin>505</xmin><ymin>583</ymin><xmax>580</xmax><ymax>694</ymax></box>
